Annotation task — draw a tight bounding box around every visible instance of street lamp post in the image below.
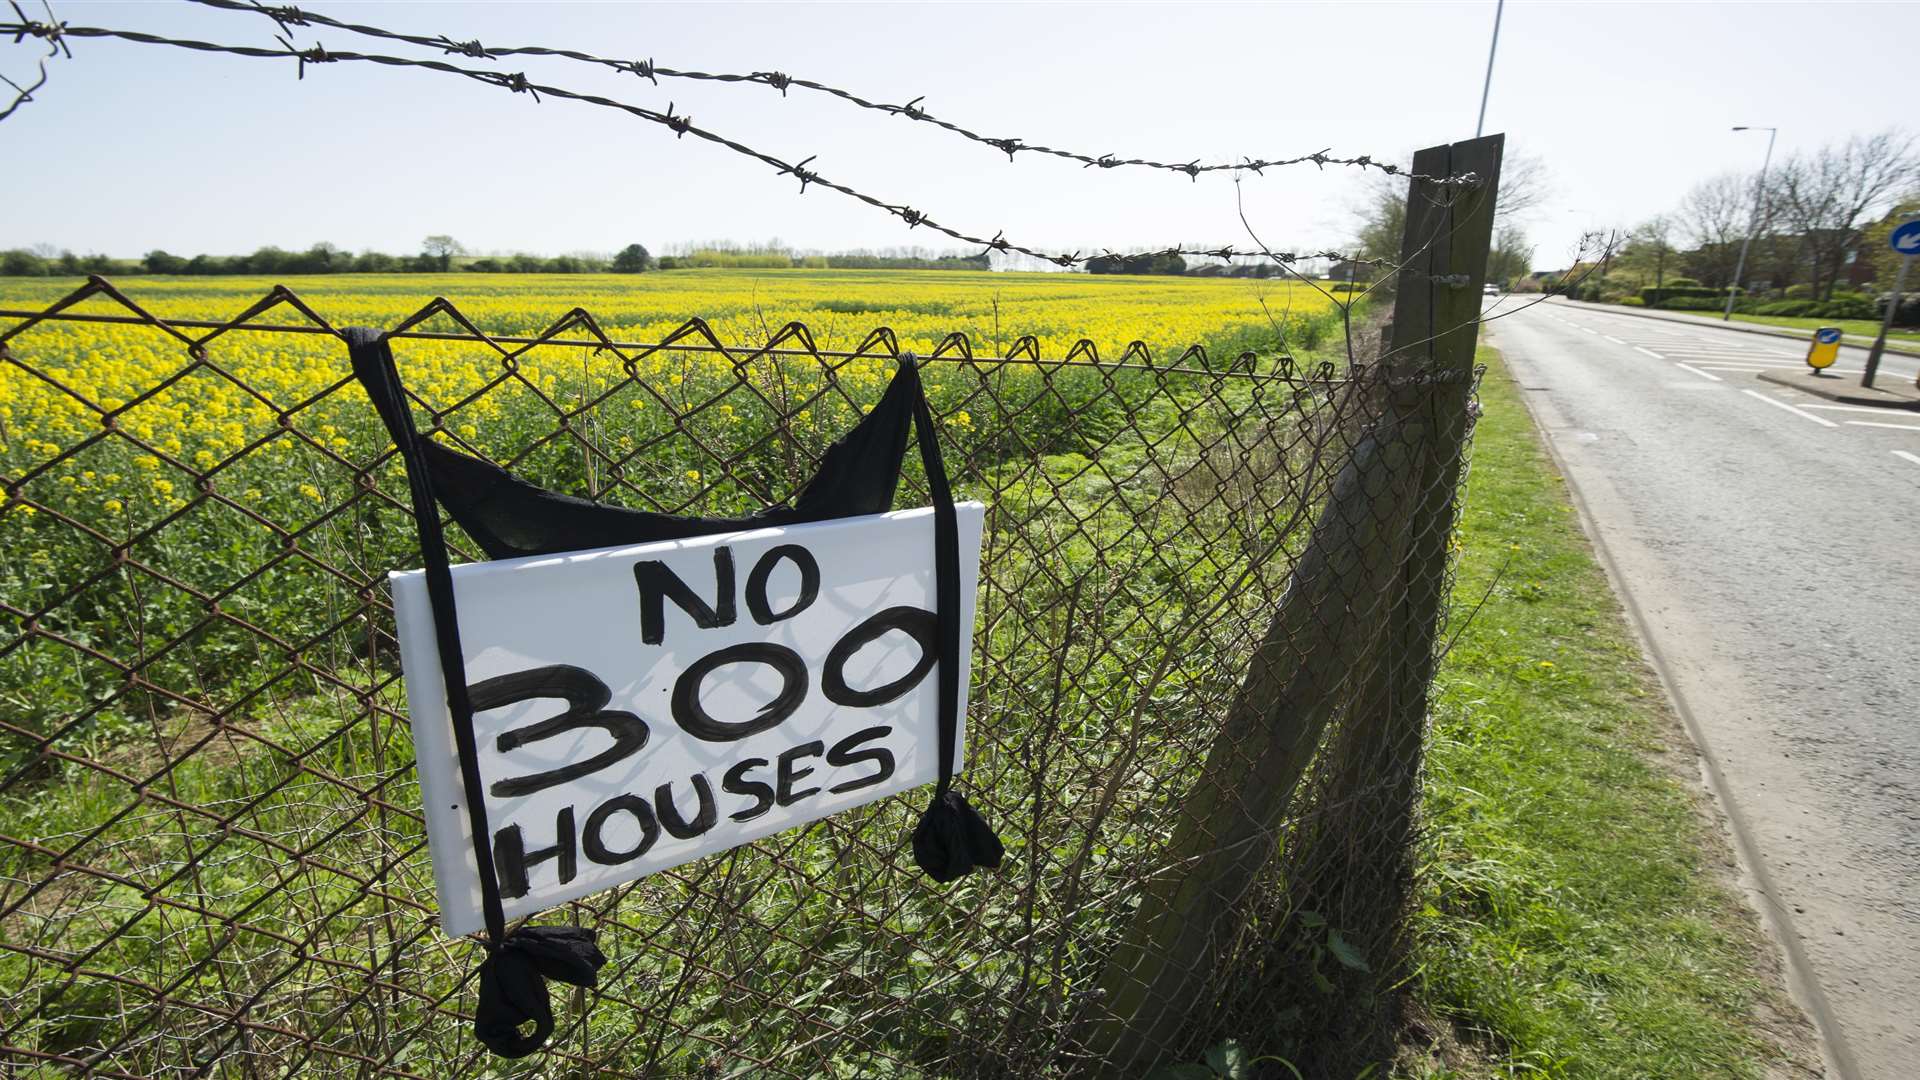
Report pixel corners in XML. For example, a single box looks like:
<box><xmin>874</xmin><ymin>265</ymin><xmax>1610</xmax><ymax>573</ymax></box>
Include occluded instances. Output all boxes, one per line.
<box><xmin>1724</xmin><ymin>125</ymin><xmax>1778</xmax><ymax>321</ymax></box>
<box><xmin>1475</xmin><ymin>0</ymin><xmax>1505</xmax><ymax>139</ymax></box>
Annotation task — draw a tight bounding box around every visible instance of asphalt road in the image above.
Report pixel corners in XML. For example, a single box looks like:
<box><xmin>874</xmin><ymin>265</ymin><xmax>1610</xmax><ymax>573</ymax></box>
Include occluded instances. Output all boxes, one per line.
<box><xmin>1485</xmin><ymin>297</ymin><xmax>1919</xmax><ymax>1080</ymax></box>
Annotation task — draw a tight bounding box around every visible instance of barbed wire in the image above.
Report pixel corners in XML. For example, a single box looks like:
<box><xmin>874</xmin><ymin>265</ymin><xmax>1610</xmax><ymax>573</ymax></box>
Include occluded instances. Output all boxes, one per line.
<box><xmin>184</xmin><ymin>0</ymin><xmax>1477</xmax><ymax>190</ymax></box>
<box><xmin>0</xmin><ymin>14</ymin><xmax>1473</xmax><ymax>276</ymax></box>
<box><xmin>0</xmin><ymin>0</ymin><xmax>66</xmax><ymax>121</ymax></box>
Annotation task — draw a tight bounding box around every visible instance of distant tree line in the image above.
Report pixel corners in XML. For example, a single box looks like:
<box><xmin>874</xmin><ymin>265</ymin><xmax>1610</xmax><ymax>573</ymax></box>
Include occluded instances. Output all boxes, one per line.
<box><xmin>0</xmin><ymin>234</ymin><xmax>1350</xmax><ymax>279</ymax></box>
<box><xmin>653</xmin><ymin>245</ymin><xmax>990</xmax><ymax>271</ymax></box>
<box><xmin>1507</xmin><ymin>131</ymin><xmax>1920</xmax><ymax>325</ymax></box>
<box><xmin>1084</xmin><ymin>252</ymin><xmax>1187</xmax><ymax>276</ymax></box>
<box><xmin>1074</xmin><ymin>252</ymin><xmax>1304</xmax><ymax>277</ymax></box>
<box><xmin>0</xmin><ymin>237</ymin><xmax>653</xmax><ymax>277</ymax></box>
<box><xmin>1182</xmin><ymin>262</ymin><xmax>1289</xmax><ymax>278</ymax></box>
<box><xmin>0</xmin><ymin>237</ymin><xmax>1008</xmax><ymax>277</ymax></box>
<box><xmin>1646</xmin><ymin>131</ymin><xmax>1916</xmax><ymax>300</ymax></box>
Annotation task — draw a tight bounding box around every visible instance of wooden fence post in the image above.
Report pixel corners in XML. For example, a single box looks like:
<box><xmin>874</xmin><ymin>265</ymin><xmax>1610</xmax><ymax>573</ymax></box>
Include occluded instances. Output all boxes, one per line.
<box><xmin>1285</xmin><ymin>132</ymin><xmax>1504</xmax><ymax>1049</ymax></box>
<box><xmin>1081</xmin><ymin>134</ymin><xmax>1503</xmax><ymax>1070</ymax></box>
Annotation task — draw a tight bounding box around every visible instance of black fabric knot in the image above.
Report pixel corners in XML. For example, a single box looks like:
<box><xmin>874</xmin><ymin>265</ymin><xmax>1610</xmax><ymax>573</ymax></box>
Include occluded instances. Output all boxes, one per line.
<box><xmin>912</xmin><ymin>790</ymin><xmax>1003</xmax><ymax>883</ymax></box>
<box><xmin>474</xmin><ymin>925</ymin><xmax>606</xmax><ymax>1058</ymax></box>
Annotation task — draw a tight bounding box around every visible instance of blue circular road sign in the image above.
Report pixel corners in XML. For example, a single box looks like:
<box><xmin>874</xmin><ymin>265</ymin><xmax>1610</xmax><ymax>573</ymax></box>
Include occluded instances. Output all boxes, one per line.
<box><xmin>1816</xmin><ymin>328</ymin><xmax>1842</xmax><ymax>345</ymax></box>
<box><xmin>1892</xmin><ymin>219</ymin><xmax>1920</xmax><ymax>255</ymax></box>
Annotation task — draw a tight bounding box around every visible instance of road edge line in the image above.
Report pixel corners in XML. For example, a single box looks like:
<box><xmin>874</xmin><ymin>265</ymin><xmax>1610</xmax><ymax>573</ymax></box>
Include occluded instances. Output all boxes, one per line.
<box><xmin>1742</xmin><ymin>389</ymin><xmax>1840</xmax><ymax>427</ymax></box>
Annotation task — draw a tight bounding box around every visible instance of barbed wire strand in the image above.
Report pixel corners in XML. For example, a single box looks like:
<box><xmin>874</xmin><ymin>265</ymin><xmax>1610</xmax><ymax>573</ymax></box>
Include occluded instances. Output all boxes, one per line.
<box><xmin>0</xmin><ymin>16</ymin><xmax>1477</xmax><ymax>275</ymax></box>
<box><xmin>183</xmin><ymin>0</ymin><xmax>1477</xmax><ymax>190</ymax></box>
<box><xmin>0</xmin><ymin>0</ymin><xmax>67</xmax><ymax>121</ymax></box>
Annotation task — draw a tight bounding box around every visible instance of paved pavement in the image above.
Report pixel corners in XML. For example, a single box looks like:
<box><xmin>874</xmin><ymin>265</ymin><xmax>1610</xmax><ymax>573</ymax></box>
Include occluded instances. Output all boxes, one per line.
<box><xmin>1485</xmin><ymin>297</ymin><xmax>1919</xmax><ymax>1080</ymax></box>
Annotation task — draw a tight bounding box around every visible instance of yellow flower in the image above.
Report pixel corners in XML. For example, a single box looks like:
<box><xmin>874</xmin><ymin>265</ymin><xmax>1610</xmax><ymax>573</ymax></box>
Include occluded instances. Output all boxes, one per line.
<box><xmin>134</xmin><ymin>455</ymin><xmax>161</xmax><ymax>470</ymax></box>
<box><xmin>685</xmin><ymin>469</ymin><xmax>701</xmax><ymax>482</ymax></box>
<box><xmin>298</xmin><ymin>483</ymin><xmax>322</xmax><ymax>502</ymax></box>
<box><xmin>103</xmin><ymin>499</ymin><xmax>123</xmax><ymax>513</ymax></box>
<box><xmin>152</xmin><ymin>479</ymin><xmax>174</xmax><ymax>496</ymax></box>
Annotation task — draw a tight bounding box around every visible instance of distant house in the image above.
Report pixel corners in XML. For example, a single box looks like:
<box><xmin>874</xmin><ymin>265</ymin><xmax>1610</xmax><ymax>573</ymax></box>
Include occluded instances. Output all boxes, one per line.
<box><xmin>1325</xmin><ymin>260</ymin><xmax>1373</xmax><ymax>283</ymax></box>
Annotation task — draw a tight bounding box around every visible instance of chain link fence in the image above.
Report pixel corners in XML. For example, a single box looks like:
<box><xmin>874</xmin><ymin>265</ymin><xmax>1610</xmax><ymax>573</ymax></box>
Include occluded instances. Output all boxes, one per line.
<box><xmin>0</xmin><ymin>277</ymin><xmax>1478</xmax><ymax>1077</ymax></box>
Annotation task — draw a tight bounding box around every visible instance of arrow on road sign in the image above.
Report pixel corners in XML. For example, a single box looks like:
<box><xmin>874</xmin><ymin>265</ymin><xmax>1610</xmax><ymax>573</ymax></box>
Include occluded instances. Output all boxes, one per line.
<box><xmin>1891</xmin><ymin>220</ymin><xmax>1920</xmax><ymax>253</ymax></box>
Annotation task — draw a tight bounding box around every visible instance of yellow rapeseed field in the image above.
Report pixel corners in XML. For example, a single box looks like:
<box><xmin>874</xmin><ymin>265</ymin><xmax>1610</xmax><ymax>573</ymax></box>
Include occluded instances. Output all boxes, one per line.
<box><xmin>0</xmin><ymin>269</ymin><xmax>1337</xmax><ymax>506</ymax></box>
<box><xmin>0</xmin><ymin>265</ymin><xmax>1344</xmax><ymax>738</ymax></box>
<box><xmin>0</xmin><ymin>271</ymin><xmax>1359</xmax><ymax>1080</ymax></box>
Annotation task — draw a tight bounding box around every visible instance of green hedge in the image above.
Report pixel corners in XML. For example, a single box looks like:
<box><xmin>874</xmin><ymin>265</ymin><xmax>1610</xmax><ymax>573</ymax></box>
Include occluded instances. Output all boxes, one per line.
<box><xmin>1751</xmin><ymin>298</ymin><xmax>1879</xmax><ymax>320</ymax></box>
<box><xmin>1655</xmin><ymin>296</ymin><xmax>1724</xmax><ymax>311</ymax></box>
<box><xmin>1640</xmin><ymin>285</ymin><xmax>1723</xmax><ymax>307</ymax></box>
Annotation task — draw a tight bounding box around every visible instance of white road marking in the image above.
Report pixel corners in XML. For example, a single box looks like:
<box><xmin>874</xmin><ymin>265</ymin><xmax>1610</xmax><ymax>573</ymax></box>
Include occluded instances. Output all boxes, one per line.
<box><xmin>1674</xmin><ymin>363</ymin><xmax>1724</xmax><ymax>382</ymax></box>
<box><xmin>1893</xmin><ymin>450</ymin><xmax>1920</xmax><ymax>467</ymax></box>
<box><xmin>1698</xmin><ymin>364</ymin><xmax>1776</xmax><ymax>371</ymax></box>
<box><xmin>1634</xmin><ymin>346</ymin><xmax>1665</xmax><ymax>360</ymax></box>
<box><xmin>1845</xmin><ymin>420</ymin><xmax>1920</xmax><ymax>432</ymax></box>
<box><xmin>1580</xmin><ymin>327</ymin><xmax>1599</xmax><ymax>335</ymax></box>
<box><xmin>1604</xmin><ymin>335</ymin><xmax>1627</xmax><ymax>344</ymax></box>
<box><xmin>1801</xmin><ymin>403</ymin><xmax>1920</xmax><ymax>415</ymax></box>
<box><xmin>1742</xmin><ymin>389</ymin><xmax>1839</xmax><ymax>427</ymax></box>
<box><xmin>1749</xmin><ymin>368</ymin><xmax>1866</xmax><ymax>376</ymax></box>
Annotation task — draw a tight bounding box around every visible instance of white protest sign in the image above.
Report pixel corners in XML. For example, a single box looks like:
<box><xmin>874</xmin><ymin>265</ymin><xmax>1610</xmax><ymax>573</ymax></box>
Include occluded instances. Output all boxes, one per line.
<box><xmin>392</xmin><ymin>504</ymin><xmax>985</xmax><ymax>936</ymax></box>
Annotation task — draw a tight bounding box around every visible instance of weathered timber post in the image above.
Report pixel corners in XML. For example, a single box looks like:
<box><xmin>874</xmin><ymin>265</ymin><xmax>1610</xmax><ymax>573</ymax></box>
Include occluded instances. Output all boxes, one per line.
<box><xmin>1081</xmin><ymin>135</ymin><xmax>1503</xmax><ymax>1070</ymax></box>
<box><xmin>1287</xmin><ymin>133</ymin><xmax>1504</xmax><ymax>1051</ymax></box>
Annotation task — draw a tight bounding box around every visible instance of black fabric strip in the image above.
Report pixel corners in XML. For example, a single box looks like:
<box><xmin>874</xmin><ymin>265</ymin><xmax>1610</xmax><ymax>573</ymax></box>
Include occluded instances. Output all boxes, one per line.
<box><xmin>411</xmin><ymin>360</ymin><xmax>920</xmax><ymax>560</ymax></box>
<box><xmin>904</xmin><ymin>361</ymin><xmax>961</xmax><ymax>795</ymax></box>
<box><xmin>345</xmin><ymin>327</ymin><xmax>510</xmax><ymax>945</ymax></box>
<box><xmin>348</xmin><ymin>329</ymin><xmax>608</xmax><ymax>1059</ymax></box>
<box><xmin>904</xmin><ymin>359</ymin><xmax>1003</xmax><ymax>882</ymax></box>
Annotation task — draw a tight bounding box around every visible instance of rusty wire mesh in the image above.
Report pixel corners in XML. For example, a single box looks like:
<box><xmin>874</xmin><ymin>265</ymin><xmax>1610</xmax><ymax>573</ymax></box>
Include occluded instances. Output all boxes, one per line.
<box><xmin>0</xmin><ymin>278</ymin><xmax>1479</xmax><ymax>1078</ymax></box>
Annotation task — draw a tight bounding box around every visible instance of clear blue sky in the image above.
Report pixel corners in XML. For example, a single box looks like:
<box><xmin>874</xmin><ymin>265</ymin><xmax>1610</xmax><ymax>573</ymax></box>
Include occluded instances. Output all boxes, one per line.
<box><xmin>3</xmin><ymin>1</ymin><xmax>1915</xmax><ymax>269</ymax></box>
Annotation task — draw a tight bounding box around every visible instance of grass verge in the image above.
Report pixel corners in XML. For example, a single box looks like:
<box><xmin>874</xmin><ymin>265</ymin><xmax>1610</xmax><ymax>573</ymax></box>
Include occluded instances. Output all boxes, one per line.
<box><xmin>1400</xmin><ymin>343</ymin><xmax>1821</xmax><ymax>1078</ymax></box>
<box><xmin>1722</xmin><ymin>312</ymin><xmax>1919</xmax><ymax>345</ymax></box>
